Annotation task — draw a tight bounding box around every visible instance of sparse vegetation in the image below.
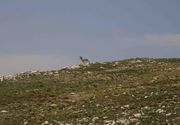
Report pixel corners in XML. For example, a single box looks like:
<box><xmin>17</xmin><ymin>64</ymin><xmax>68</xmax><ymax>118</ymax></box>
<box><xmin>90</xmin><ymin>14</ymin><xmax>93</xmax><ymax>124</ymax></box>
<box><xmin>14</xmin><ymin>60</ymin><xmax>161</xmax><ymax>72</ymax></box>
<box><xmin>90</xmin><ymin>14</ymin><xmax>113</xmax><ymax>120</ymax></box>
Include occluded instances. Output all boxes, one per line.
<box><xmin>0</xmin><ymin>58</ymin><xmax>180</xmax><ymax>125</ymax></box>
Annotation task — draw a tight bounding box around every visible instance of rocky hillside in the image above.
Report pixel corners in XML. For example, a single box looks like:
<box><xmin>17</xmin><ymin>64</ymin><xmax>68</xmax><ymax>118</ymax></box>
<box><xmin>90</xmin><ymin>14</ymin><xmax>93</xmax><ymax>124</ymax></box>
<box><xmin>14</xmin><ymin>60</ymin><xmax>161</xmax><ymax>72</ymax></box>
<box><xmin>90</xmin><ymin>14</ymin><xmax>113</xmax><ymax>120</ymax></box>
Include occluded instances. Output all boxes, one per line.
<box><xmin>0</xmin><ymin>58</ymin><xmax>180</xmax><ymax>125</ymax></box>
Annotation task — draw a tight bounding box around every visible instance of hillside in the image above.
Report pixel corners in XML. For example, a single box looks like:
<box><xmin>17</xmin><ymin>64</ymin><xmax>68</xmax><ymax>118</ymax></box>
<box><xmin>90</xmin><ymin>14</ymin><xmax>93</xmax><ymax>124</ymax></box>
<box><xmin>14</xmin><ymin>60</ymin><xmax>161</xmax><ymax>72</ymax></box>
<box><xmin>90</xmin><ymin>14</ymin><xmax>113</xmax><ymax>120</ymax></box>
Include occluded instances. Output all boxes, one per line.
<box><xmin>0</xmin><ymin>58</ymin><xmax>180</xmax><ymax>125</ymax></box>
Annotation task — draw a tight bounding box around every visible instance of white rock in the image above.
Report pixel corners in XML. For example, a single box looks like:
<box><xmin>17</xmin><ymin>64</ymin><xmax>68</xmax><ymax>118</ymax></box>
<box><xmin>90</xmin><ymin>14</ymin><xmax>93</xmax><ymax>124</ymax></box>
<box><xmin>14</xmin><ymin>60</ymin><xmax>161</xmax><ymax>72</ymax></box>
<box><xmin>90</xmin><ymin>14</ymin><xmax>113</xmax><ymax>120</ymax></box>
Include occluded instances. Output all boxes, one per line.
<box><xmin>144</xmin><ymin>106</ymin><xmax>150</xmax><ymax>110</ymax></box>
<box><xmin>166</xmin><ymin>113</ymin><xmax>172</xmax><ymax>116</ymax></box>
<box><xmin>129</xmin><ymin>118</ymin><xmax>139</xmax><ymax>123</ymax></box>
<box><xmin>134</xmin><ymin>113</ymin><xmax>141</xmax><ymax>118</ymax></box>
<box><xmin>0</xmin><ymin>76</ymin><xmax>3</xmax><ymax>81</ymax></box>
<box><xmin>69</xmin><ymin>65</ymin><xmax>80</xmax><ymax>69</ymax></box>
<box><xmin>42</xmin><ymin>121</ymin><xmax>49</xmax><ymax>125</ymax></box>
<box><xmin>136</xmin><ymin>60</ymin><xmax>142</xmax><ymax>63</ymax></box>
<box><xmin>30</xmin><ymin>70</ymin><xmax>37</xmax><ymax>73</ymax></box>
<box><xmin>116</xmin><ymin>118</ymin><xmax>130</xmax><ymax>125</ymax></box>
<box><xmin>156</xmin><ymin>109</ymin><xmax>165</xmax><ymax>113</ymax></box>
<box><xmin>1</xmin><ymin>110</ymin><xmax>8</xmax><ymax>113</ymax></box>
<box><xmin>70</xmin><ymin>92</ymin><xmax>75</xmax><ymax>95</ymax></box>
<box><xmin>103</xmin><ymin>116</ymin><xmax>108</xmax><ymax>119</ymax></box>
<box><xmin>48</xmin><ymin>72</ymin><xmax>53</xmax><ymax>75</ymax></box>
<box><xmin>23</xmin><ymin>121</ymin><xmax>28</xmax><ymax>125</ymax></box>
<box><xmin>104</xmin><ymin>120</ymin><xmax>116</xmax><ymax>125</ymax></box>
<box><xmin>92</xmin><ymin>117</ymin><xmax>99</xmax><ymax>122</ymax></box>
<box><xmin>115</xmin><ymin>62</ymin><xmax>119</xmax><ymax>65</ymax></box>
<box><xmin>50</xmin><ymin>104</ymin><xmax>58</xmax><ymax>107</ymax></box>
<box><xmin>53</xmin><ymin>120</ymin><xmax>64</xmax><ymax>125</ymax></box>
<box><xmin>87</xmin><ymin>71</ymin><xmax>92</xmax><ymax>74</ymax></box>
<box><xmin>124</xmin><ymin>105</ymin><xmax>130</xmax><ymax>108</ymax></box>
<box><xmin>100</xmin><ymin>66</ymin><xmax>105</xmax><ymax>69</ymax></box>
<box><xmin>96</xmin><ymin>104</ymin><xmax>100</xmax><ymax>107</ymax></box>
<box><xmin>144</xmin><ymin>96</ymin><xmax>148</xmax><ymax>99</ymax></box>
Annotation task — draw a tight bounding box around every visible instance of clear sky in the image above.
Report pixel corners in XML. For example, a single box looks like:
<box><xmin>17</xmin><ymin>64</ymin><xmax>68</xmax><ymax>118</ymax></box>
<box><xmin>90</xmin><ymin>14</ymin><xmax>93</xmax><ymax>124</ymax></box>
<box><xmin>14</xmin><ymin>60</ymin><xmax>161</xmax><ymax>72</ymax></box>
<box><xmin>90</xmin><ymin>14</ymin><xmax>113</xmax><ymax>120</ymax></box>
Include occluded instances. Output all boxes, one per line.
<box><xmin>0</xmin><ymin>0</ymin><xmax>180</xmax><ymax>75</ymax></box>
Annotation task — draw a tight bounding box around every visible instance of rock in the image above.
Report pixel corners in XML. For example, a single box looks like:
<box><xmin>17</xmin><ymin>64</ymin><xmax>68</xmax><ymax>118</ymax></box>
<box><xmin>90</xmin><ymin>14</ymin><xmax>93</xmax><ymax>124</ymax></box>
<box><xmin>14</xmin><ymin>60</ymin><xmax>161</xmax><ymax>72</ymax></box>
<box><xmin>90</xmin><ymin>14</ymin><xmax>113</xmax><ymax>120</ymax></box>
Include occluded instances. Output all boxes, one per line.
<box><xmin>100</xmin><ymin>66</ymin><xmax>105</xmax><ymax>69</ymax></box>
<box><xmin>87</xmin><ymin>71</ymin><xmax>92</xmax><ymax>74</ymax></box>
<box><xmin>68</xmin><ymin>65</ymin><xmax>80</xmax><ymax>69</ymax></box>
<box><xmin>103</xmin><ymin>116</ymin><xmax>108</xmax><ymax>119</ymax></box>
<box><xmin>144</xmin><ymin>96</ymin><xmax>148</xmax><ymax>99</ymax></box>
<box><xmin>96</xmin><ymin>104</ymin><xmax>100</xmax><ymax>107</ymax></box>
<box><xmin>23</xmin><ymin>121</ymin><xmax>28</xmax><ymax>125</ymax></box>
<box><xmin>42</xmin><ymin>121</ymin><xmax>49</xmax><ymax>125</ymax></box>
<box><xmin>104</xmin><ymin>120</ymin><xmax>116</xmax><ymax>125</ymax></box>
<box><xmin>124</xmin><ymin>105</ymin><xmax>130</xmax><ymax>108</ymax></box>
<box><xmin>50</xmin><ymin>104</ymin><xmax>58</xmax><ymax>107</ymax></box>
<box><xmin>70</xmin><ymin>92</ymin><xmax>75</xmax><ymax>95</ymax></box>
<box><xmin>136</xmin><ymin>60</ymin><xmax>142</xmax><ymax>63</ymax></box>
<box><xmin>92</xmin><ymin>117</ymin><xmax>99</xmax><ymax>122</ymax></box>
<box><xmin>129</xmin><ymin>118</ymin><xmax>139</xmax><ymax>124</ymax></box>
<box><xmin>166</xmin><ymin>113</ymin><xmax>172</xmax><ymax>116</ymax></box>
<box><xmin>115</xmin><ymin>62</ymin><xmax>119</xmax><ymax>65</ymax></box>
<box><xmin>143</xmin><ymin>106</ymin><xmax>150</xmax><ymax>110</ymax></box>
<box><xmin>0</xmin><ymin>76</ymin><xmax>4</xmax><ymax>81</ymax></box>
<box><xmin>134</xmin><ymin>113</ymin><xmax>141</xmax><ymax>118</ymax></box>
<box><xmin>116</xmin><ymin>118</ymin><xmax>130</xmax><ymax>125</ymax></box>
<box><xmin>1</xmin><ymin>110</ymin><xmax>8</xmax><ymax>113</ymax></box>
<box><xmin>156</xmin><ymin>109</ymin><xmax>165</xmax><ymax>113</ymax></box>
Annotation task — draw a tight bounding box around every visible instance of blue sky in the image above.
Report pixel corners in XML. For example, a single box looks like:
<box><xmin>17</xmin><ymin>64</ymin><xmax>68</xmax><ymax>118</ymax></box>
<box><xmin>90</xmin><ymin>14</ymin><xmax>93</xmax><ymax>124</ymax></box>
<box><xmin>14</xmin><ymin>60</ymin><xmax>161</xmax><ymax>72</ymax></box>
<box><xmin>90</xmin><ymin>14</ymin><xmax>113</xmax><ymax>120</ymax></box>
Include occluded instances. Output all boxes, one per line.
<box><xmin>0</xmin><ymin>0</ymin><xmax>180</xmax><ymax>75</ymax></box>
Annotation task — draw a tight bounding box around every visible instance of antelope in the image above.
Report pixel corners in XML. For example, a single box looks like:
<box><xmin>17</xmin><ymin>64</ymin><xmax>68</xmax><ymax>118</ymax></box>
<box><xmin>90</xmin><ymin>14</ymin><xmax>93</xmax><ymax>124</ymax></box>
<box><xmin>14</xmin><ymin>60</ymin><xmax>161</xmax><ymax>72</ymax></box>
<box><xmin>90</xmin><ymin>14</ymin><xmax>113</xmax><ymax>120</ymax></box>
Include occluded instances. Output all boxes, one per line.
<box><xmin>80</xmin><ymin>56</ymin><xmax>90</xmax><ymax>65</ymax></box>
